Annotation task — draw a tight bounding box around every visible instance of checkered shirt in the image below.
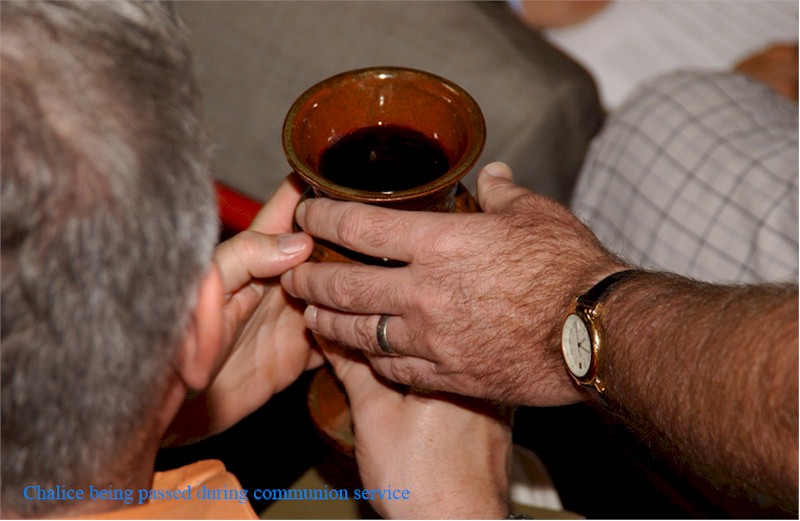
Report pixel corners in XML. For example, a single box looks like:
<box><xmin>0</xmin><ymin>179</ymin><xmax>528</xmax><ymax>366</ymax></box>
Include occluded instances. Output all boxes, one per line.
<box><xmin>572</xmin><ymin>71</ymin><xmax>798</xmax><ymax>284</ymax></box>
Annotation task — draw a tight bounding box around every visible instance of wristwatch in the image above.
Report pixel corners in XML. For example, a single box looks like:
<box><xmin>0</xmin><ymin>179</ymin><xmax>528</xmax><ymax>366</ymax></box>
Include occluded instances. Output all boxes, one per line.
<box><xmin>561</xmin><ymin>269</ymin><xmax>640</xmax><ymax>397</ymax></box>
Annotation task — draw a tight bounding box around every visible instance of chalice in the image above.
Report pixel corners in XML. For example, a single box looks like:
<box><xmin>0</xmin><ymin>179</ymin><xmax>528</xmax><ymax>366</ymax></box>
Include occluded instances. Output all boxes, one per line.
<box><xmin>282</xmin><ymin>66</ymin><xmax>485</xmax><ymax>454</ymax></box>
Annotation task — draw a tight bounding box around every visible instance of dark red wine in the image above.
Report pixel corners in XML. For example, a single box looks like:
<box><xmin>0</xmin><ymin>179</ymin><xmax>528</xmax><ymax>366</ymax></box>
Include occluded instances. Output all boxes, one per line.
<box><xmin>318</xmin><ymin>125</ymin><xmax>450</xmax><ymax>192</ymax></box>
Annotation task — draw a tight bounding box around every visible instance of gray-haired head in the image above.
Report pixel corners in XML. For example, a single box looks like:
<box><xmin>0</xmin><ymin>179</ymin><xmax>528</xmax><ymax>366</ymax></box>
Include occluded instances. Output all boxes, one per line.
<box><xmin>1</xmin><ymin>1</ymin><xmax>218</xmax><ymax>516</ymax></box>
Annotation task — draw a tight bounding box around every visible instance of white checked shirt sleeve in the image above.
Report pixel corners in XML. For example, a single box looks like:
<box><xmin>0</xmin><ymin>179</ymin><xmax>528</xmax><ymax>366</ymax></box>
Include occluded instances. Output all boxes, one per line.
<box><xmin>572</xmin><ymin>71</ymin><xmax>798</xmax><ymax>284</ymax></box>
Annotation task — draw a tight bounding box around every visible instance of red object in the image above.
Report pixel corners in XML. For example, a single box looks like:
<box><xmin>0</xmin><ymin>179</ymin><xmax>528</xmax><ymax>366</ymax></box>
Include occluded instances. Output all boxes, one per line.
<box><xmin>214</xmin><ymin>181</ymin><xmax>263</xmax><ymax>233</ymax></box>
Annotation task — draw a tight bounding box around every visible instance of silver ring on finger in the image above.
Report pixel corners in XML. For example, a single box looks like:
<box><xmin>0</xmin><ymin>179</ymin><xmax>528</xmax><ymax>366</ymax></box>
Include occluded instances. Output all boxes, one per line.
<box><xmin>376</xmin><ymin>314</ymin><xmax>394</xmax><ymax>354</ymax></box>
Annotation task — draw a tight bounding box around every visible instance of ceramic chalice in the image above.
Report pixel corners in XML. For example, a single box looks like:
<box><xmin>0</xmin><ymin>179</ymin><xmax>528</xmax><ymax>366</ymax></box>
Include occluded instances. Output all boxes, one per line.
<box><xmin>282</xmin><ymin>66</ymin><xmax>485</xmax><ymax>454</ymax></box>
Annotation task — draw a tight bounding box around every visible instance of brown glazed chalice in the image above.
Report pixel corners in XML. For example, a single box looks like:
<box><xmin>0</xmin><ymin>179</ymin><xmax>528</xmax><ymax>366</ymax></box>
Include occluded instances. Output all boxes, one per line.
<box><xmin>282</xmin><ymin>66</ymin><xmax>485</xmax><ymax>454</ymax></box>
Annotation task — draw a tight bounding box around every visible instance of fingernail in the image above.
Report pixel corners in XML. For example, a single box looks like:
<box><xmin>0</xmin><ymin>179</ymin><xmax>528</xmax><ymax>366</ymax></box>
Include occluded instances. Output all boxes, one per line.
<box><xmin>295</xmin><ymin>201</ymin><xmax>307</xmax><ymax>225</ymax></box>
<box><xmin>304</xmin><ymin>305</ymin><xmax>318</xmax><ymax>331</ymax></box>
<box><xmin>482</xmin><ymin>161</ymin><xmax>513</xmax><ymax>179</ymax></box>
<box><xmin>278</xmin><ymin>232</ymin><xmax>307</xmax><ymax>255</ymax></box>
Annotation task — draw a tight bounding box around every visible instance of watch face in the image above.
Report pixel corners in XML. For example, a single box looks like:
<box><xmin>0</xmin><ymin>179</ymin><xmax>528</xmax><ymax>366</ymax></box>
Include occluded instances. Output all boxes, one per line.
<box><xmin>562</xmin><ymin>313</ymin><xmax>592</xmax><ymax>379</ymax></box>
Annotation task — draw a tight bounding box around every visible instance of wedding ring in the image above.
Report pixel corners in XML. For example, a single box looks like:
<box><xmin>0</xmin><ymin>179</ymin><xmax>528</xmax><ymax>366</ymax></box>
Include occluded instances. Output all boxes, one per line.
<box><xmin>376</xmin><ymin>314</ymin><xmax>394</xmax><ymax>354</ymax></box>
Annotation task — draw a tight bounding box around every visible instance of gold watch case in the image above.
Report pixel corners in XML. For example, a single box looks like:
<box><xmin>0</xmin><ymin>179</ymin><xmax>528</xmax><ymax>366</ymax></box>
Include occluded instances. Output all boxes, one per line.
<box><xmin>561</xmin><ymin>269</ymin><xmax>641</xmax><ymax>396</ymax></box>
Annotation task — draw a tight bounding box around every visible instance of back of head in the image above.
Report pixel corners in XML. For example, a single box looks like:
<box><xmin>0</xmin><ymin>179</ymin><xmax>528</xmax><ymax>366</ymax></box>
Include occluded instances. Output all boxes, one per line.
<box><xmin>1</xmin><ymin>1</ymin><xmax>218</xmax><ymax>516</ymax></box>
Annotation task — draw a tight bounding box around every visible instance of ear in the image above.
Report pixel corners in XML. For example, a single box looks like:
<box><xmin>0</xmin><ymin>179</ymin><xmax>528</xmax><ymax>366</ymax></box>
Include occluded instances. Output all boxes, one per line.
<box><xmin>174</xmin><ymin>264</ymin><xmax>225</xmax><ymax>391</ymax></box>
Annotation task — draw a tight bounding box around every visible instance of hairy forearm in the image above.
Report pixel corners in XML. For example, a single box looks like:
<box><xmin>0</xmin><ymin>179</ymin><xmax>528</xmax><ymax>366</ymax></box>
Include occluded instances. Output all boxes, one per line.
<box><xmin>601</xmin><ymin>273</ymin><xmax>798</xmax><ymax>509</ymax></box>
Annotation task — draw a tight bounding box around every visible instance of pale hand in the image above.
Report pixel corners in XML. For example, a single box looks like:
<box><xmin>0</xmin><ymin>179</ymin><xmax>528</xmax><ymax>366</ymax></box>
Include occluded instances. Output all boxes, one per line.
<box><xmin>167</xmin><ymin>176</ymin><xmax>323</xmax><ymax>445</ymax></box>
<box><xmin>326</xmin><ymin>345</ymin><xmax>511</xmax><ymax>519</ymax></box>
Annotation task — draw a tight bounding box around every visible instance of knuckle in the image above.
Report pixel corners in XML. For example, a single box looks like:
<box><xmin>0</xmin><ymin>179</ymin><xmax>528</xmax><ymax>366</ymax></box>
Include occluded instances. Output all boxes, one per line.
<box><xmin>413</xmin><ymin>221</ymin><xmax>460</xmax><ymax>261</ymax></box>
<box><xmin>415</xmin><ymin>215</ymin><xmax>503</xmax><ymax>262</ymax></box>
<box><xmin>325</xmin><ymin>267</ymin><xmax>356</xmax><ymax>310</ymax></box>
<box><xmin>335</xmin><ymin>206</ymin><xmax>393</xmax><ymax>251</ymax></box>
<box><xmin>301</xmin><ymin>198</ymin><xmax>329</xmax><ymax>231</ymax></box>
<box><xmin>323</xmin><ymin>265</ymin><xmax>375</xmax><ymax>311</ymax></box>
<box><xmin>223</xmin><ymin>230</ymin><xmax>278</xmax><ymax>276</ymax></box>
<box><xmin>352</xmin><ymin>315</ymin><xmax>379</xmax><ymax>352</ymax></box>
<box><xmin>231</xmin><ymin>230</ymin><xmax>260</xmax><ymax>260</ymax></box>
<box><xmin>334</xmin><ymin>209</ymin><xmax>361</xmax><ymax>250</ymax></box>
<box><xmin>420</xmin><ymin>231</ymin><xmax>456</xmax><ymax>260</ymax></box>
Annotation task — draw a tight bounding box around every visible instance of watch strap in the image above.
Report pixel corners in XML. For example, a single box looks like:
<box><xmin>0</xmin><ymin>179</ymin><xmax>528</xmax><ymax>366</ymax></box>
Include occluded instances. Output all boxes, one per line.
<box><xmin>576</xmin><ymin>269</ymin><xmax>640</xmax><ymax>313</ymax></box>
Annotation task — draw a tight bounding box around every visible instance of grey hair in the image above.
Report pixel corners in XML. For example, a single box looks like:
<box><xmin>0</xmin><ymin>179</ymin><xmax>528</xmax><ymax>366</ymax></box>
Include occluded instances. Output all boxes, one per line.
<box><xmin>1</xmin><ymin>1</ymin><xmax>219</xmax><ymax>516</ymax></box>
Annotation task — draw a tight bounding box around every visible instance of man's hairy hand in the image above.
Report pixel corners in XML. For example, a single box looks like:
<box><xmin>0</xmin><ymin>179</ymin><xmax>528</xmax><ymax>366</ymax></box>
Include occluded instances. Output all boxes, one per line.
<box><xmin>282</xmin><ymin>162</ymin><xmax>626</xmax><ymax>406</ymax></box>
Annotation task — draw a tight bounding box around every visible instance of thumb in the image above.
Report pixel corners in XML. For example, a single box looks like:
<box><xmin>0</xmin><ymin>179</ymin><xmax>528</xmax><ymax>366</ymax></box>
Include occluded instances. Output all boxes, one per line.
<box><xmin>249</xmin><ymin>174</ymin><xmax>306</xmax><ymax>234</ymax></box>
<box><xmin>476</xmin><ymin>161</ymin><xmax>532</xmax><ymax>214</ymax></box>
<box><xmin>214</xmin><ymin>230</ymin><xmax>312</xmax><ymax>294</ymax></box>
